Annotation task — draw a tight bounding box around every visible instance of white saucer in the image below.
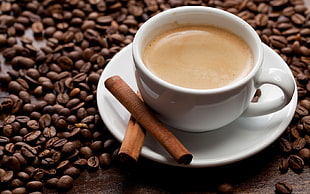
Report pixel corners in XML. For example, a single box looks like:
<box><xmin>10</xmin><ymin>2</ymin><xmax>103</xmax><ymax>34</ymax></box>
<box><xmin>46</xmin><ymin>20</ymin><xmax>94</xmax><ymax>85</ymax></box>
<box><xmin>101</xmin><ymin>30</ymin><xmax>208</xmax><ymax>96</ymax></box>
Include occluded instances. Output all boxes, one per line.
<box><xmin>97</xmin><ymin>43</ymin><xmax>297</xmax><ymax>168</ymax></box>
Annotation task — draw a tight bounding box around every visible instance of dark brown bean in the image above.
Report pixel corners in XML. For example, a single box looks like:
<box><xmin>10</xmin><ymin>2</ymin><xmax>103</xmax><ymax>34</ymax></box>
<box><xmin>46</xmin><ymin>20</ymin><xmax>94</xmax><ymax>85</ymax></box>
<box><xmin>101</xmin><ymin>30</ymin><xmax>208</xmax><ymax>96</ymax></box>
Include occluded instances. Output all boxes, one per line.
<box><xmin>26</xmin><ymin>180</ymin><xmax>43</xmax><ymax>191</ymax></box>
<box><xmin>289</xmin><ymin>154</ymin><xmax>304</xmax><ymax>172</ymax></box>
<box><xmin>24</xmin><ymin>130</ymin><xmax>41</xmax><ymax>142</ymax></box>
<box><xmin>56</xmin><ymin>175</ymin><xmax>74</xmax><ymax>191</ymax></box>
<box><xmin>32</xmin><ymin>22</ymin><xmax>44</xmax><ymax>35</ymax></box>
<box><xmin>278</xmin><ymin>138</ymin><xmax>292</xmax><ymax>153</ymax></box>
<box><xmin>275</xmin><ymin>182</ymin><xmax>293</xmax><ymax>194</ymax></box>
<box><xmin>63</xmin><ymin>166</ymin><xmax>81</xmax><ymax>179</ymax></box>
<box><xmin>217</xmin><ymin>183</ymin><xmax>234</xmax><ymax>194</ymax></box>
<box><xmin>61</xmin><ymin>142</ymin><xmax>76</xmax><ymax>155</ymax></box>
<box><xmin>87</xmin><ymin>155</ymin><xmax>99</xmax><ymax>170</ymax></box>
<box><xmin>298</xmin><ymin>148</ymin><xmax>310</xmax><ymax>162</ymax></box>
<box><xmin>279</xmin><ymin>158</ymin><xmax>289</xmax><ymax>173</ymax></box>
<box><xmin>99</xmin><ymin>153</ymin><xmax>111</xmax><ymax>169</ymax></box>
<box><xmin>292</xmin><ymin>137</ymin><xmax>306</xmax><ymax>151</ymax></box>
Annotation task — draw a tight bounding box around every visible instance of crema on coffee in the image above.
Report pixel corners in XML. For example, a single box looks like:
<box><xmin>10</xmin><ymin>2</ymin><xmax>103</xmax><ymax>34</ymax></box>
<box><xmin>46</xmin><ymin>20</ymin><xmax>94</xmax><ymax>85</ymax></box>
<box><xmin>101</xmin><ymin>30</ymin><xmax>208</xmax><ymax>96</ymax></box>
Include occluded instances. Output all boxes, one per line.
<box><xmin>142</xmin><ymin>25</ymin><xmax>254</xmax><ymax>89</ymax></box>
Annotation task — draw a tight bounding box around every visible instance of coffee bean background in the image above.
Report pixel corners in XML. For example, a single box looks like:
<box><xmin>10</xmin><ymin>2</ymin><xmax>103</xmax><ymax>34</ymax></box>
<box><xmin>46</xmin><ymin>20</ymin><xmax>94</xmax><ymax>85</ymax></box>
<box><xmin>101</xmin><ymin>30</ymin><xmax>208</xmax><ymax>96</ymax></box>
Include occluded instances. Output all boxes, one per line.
<box><xmin>0</xmin><ymin>0</ymin><xmax>309</xmax><ymax>193</ymax></box>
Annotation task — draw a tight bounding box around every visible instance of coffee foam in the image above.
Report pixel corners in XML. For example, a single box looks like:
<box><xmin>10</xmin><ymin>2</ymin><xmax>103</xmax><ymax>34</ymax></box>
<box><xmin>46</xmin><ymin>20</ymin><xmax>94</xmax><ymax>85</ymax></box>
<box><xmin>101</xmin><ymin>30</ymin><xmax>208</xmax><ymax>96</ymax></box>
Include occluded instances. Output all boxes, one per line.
<box><xmin>143</xmin><ymin>25</ymin><xmax>254</xmax><ymax>89</ymax></box>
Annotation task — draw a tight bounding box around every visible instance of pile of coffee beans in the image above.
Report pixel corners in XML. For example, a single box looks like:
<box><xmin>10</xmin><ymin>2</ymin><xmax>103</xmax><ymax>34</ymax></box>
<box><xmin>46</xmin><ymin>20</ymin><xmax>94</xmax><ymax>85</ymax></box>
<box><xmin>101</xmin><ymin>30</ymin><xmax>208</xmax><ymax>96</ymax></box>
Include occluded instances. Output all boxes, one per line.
<box><xmin>0</xmin><ymin>0</ymin><xmax>309</xmax><ymax>193</ymax></box>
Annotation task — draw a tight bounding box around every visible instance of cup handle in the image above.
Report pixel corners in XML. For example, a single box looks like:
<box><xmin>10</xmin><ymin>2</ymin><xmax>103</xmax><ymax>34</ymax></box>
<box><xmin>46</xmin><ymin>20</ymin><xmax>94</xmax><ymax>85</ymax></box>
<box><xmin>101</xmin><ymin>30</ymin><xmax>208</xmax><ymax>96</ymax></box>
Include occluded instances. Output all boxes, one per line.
<box><xmin>242</xmin><ymin>68</ymin><xmax>295</xmax><ymax>117</ymax></box>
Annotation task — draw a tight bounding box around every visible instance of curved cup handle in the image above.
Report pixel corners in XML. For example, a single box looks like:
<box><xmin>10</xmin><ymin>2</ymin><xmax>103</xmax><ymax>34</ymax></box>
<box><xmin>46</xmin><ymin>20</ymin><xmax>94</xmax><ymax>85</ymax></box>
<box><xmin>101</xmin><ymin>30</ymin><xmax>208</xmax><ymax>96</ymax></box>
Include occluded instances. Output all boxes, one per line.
<box><xmin>242</xmin><ymin>68</ymin><xmax>295</xmax><ymax>117</ymax></box>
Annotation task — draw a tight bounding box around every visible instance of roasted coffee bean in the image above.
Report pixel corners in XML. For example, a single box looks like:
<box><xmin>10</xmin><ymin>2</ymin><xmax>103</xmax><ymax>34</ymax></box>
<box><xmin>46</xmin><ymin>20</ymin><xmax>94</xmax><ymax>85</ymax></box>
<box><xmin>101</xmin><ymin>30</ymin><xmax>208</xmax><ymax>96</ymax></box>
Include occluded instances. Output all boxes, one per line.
<box><xmin>216</xmin><ymin>183</ymin><xmax>234</xmax><ymax>194</ymax></box>
<box><xmin>91</xmin><ymin>140</ymin><xmax>104</xmax><ymax>153</ymax></box>
<box><xmin>79</xmin><ymin>146</ymin><xmax>93</xmax><ymax>159</ymax></box>
<box><xmin>66</xmin><ymin>115</ymin><xmax>77</xmax><ymax>124</ymax></box>
<box><xmin>0</xmin><ymin>169</ymin><xmax>14</xmax><ymax>183</ymax></box>
<box><xmin>301</xmin><ymin>116</ymin><xmax>310</xmax><ymax>133</ymax></box>
<box><xmin>4</xmin><ymin>143</ymin><xmax>15</xmax><ymax>154</ymax></box>
<box><xmin>295</xmin><ymin>105</ymin><xmax>309</xmax><ymax>117</ymax></box>
<box><xmin>41</xmin><ymin>81</ymin><xmax>54</xmax><ymax>92</ymax></box>
<box><xmin>66</xmin><ymin>149</ymin><xmax>79</xmax><ymax>160</ymax></box>
<box><xmin>1</xmin><ymin>190</ymin><xmax>12</xmax><ymax>194</ymax></box>
<box><xmin>57</xmin><ymin>56</ymin><xmax>73</xmax><ymax>70</ymax></box>
<box><xmin>6</xmin><ymin>156</ymin><xmax>21</xmax><ymax>171</ymax></box>
<box><xmin>278</xmin><ymin>138</ymin><xmax>292</xmax><ymax>153</ymax></box>
<box><xmin>3</xmin><ymin>125</ymin><xmax>13</xmax><ymax>137</ymax></box>
<box><xmin>32</xmin><ymin>22</ymin><xmax>44</xmax><ymax>35</ymax></box>
<box><xmin>11</xmin><ymin>187</ymin><xmax>27</xmax><ymax>194</ymax></box>
<box><xmin>0</xmin><ymin>136</ymin><xmax>10</xmax><ymax>144</ymax></box>
<box><xmin>79</xmin><ymin>62</ymin><xmax>92</xmax><ymax>73</ymax></box>
<box><xmin>27</xmin><ymin>120</ymin><xmax>40</xmax><ymax>130</ymax></box>
<box><xmin>16</xmin><ymin>78</ymin><xmax>29</xmax><ymax>90</ymax></box>
<box><xmin>1</xmin><ymin>98</ymin><xmax>14</xmax><ymax>112</ymax></box>
<box><xmin>30</xmin><ymin>112</ymin><xmax>41</xmax><ymax>120</ymax></box>
<box><xmin>72</xmin><ymin>73</ymin><xmax>87</xmax><ymax>83</ymax></box>
<box><xmin>270</xmin><ymin>35</ymin><xmax>287</xmax><ymax>48</ymax></box>
<box><xmin>0</xmin><ymin>74</ymin><xmax>12</xmax><ymax>84</ymax></box>
<box><xmin>18</xmin><ymin>91</ymin><xmax>31</xmax><ymax>103</ymax></box>
<box><xmin>42</xmin><ymin>126</ymin><xmax>56</xmax><ymax>138</ymax></box>
<box><xmin>42</xmin><ymin>105</ymin><xmax>54</xmax><ymax>114</ymax></box>
<box><xmin>52</xmin><ymin>151</ymin><xmax>62</xmax><ymax>164</ymax></box>
<box><xmin>104</xmin><ymin>139</ymin><xmax>118</xmax><ymax>153</ymax></box>
<box><xmin>26</xmin><ymin>180</ymin><xmax>43</xmax><ymax>191</ymax></box>
<box><xmin>291</xmin><ymin>13</ymin><xmax>306</xmax><ymax>25</ymax></box>
<box><xmin>58</xmin><ymin>108</ymin><xmax>71</xmax><ymax>117</ymax></box>
<box><xmin>16</xmin><ymin>171</ymin><xmax>30</xmax><ymax>182</ymax></box>
<box><xmin>73</xmin><ymin>158</ymin><xmax>88</xmax><ymax>169</ymax></box>
<box><xmin>99</xmin><ymin>153</ymin><xmax>111</xmax><ymax>169</ymax></box>
<box><xmin>29</xmin><ymin>168</ymin><xmax>45</xmax><ymax>181</ymax></box>
<box><xmin>53</xmin><ymin>138</ymin><xmax>68</xmax><ymax>149</ymax></box>
<box><xmin>291</xmin><ymin>137</ymin><xmax>306</xmax><ymax>151</ymax></box>
<box><xmin>66</xmin><ymin>98</ymin><xmax>80</xmax><ymax>108</ymax></box>
<box><xmin>57</xmin><ymin>93</ymin><xmax>70</xmax><ymax>104</ymax></box>
<box><xmin>21</xmin><ymin>144</ymin><xmax>37</xmax><ymax>158</ymax></box>
<box><xmin>61</xmin><ymin>142</ymin><xmax>76</xmax><ymax>155</ymax></box>
<box><xmin>8</xmin><ymin>81</ymin><xmax>26</xmax><ymax>93</ymax></box>
<box><xmin>11</xmin><ymin>99</ymin><xmax>23</xmax><ymax>114</ymax></box>
<box><xmin>255</xmin><ymin>14</ymin><xmax>268</xmax><ymax>27</ymax></box>
<box><xmin>279</xmin><ymin>158</ymin><xmax>289</xmax><ymax>173</ymax></box>
<box><xmin>41</xmin><ymin>157</ymin><xmax>55</xmax><ymax>166</ymax></box>
<box><xmin>12</xmin><ymin>56</ymin><xmax>35</xmax><ymax>68</ymax></box>
<box><xmin>43</xmin><ymin>93</ymin><xmax>57</xmax><ymax>105</ymax></box>
<box><xmin>0</xmin><ymin>34</ymin><xmax>7</xmax><ymax>46</ymax></box>
<box><xmin>298</xmin><ymin>148</ymin><xmax>310</xmax><ymax>162</ymax></box>
<box><xmin>45</xmin><ymin>177</ymin><xmax>59</xmax><ymax>189</ymax></box>
<box><xmin>45</xmin><ymin>137</ymin><xmax>59</xmax><ymax>149</ymax></box>
<box><xmin>87</xmin><ymin>155</ymin><xmax>99</xmax><ymax>170</ymax></box>
<box><xmin>38</xmin><ymin>149</ymin><xmax>52</xmax><ymax>158</ymax></box>
<box><xmin>275</xmin><ymin>182</ymin><xmax>293</xmax><ymax>194</ymax></box>
<box><xmin>289</xmin><ymin>154</ymin><xmax>304</xmax><ymax>172</ymax></box>
<box><xmin>56</xmin><ymin>175</ymin><xmax>74</xmax><ymax>191</ymax></box>
<box><xmin>81</xmin><ymin>115</ymin><xmax>94</xmax><ymax>123</ymax></box>
<box><xmin>19</xmin><ymin>128</ymin><xmax>29</xmax><ymax>136</ymax></box>
<box><xmin>15</xmin><ymin>115</ymin><xmax>30</xmax><ymax>124</ymax></box>
<box><xmin>24</xmin><ymin>130</ymin><xmax>41</xmax><ymax>142</ymax></box>
<box><xmin>2</xmin><ymin>47</ymin><xmax>16</xmax><ymax>59</ymax></box>
<box><xmin>63</xmin><ymin>166</ymin><xmax>80</xmax><ymax>179</ymax></box>
<box><xmin>10</xmin><ymin>178</ymin><xmax>25</xmax><ymax>188</ymax></box>
<box><xmin>289</xmin><ymin>127</ymin><xmax>300</xmax><ymax>139</ymax></box>
<box><xmin>54</xmin><ymin>118</ymin><xmax>68</xmax><ymax>129</ymax></box>
<box><xmin>39</xmin><ymin>114</ymin><xmax>52</xmax><ymax>128</ymax></box>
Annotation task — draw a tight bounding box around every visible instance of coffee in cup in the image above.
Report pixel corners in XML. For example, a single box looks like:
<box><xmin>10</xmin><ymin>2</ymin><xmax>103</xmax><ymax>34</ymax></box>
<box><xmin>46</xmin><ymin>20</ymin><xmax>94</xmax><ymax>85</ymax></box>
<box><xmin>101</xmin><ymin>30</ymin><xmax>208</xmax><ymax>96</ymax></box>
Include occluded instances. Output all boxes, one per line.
<box><xmin>142</xmin><ymin>25</ymin><xmax>254</xmax><ymax>89</ymax></box>
<box><xmin>132</xmin><ymin>6</ymin><xmax>295</xmax><ymax>132</ymax></box>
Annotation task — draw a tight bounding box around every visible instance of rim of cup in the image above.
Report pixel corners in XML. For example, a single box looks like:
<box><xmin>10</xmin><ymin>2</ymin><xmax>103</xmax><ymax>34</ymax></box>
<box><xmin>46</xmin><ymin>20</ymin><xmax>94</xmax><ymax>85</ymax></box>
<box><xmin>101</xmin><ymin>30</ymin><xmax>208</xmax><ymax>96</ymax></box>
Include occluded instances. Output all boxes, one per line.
<box><xmin>132</xmin><ymin>6</ymin><xmax>263</xmax><ymax>95</ymax></box>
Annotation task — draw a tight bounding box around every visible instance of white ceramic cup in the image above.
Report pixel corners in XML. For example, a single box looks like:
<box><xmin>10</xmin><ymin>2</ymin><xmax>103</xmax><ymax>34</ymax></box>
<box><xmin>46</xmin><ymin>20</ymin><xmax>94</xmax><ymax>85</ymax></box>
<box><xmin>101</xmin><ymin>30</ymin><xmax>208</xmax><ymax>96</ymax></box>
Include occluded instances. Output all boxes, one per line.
<box><xmin>132</xmin><ymin>6</ymin><xmax>295</xmax><ymax>132</ymax></box>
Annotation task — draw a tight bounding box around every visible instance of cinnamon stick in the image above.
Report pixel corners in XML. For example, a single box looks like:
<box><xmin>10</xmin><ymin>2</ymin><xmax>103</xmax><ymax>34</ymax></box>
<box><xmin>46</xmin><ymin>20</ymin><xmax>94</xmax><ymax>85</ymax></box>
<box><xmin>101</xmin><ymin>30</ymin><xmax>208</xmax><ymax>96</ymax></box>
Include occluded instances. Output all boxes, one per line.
<box><xmin>105</xmin><ymin>75</ymin><xmax>193</xmax><ymax>164</ymax></box>
<box><xmin>118</xmin><ymin>116</ymin><xmax>146</xmax><ymax>164</ymax></box>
